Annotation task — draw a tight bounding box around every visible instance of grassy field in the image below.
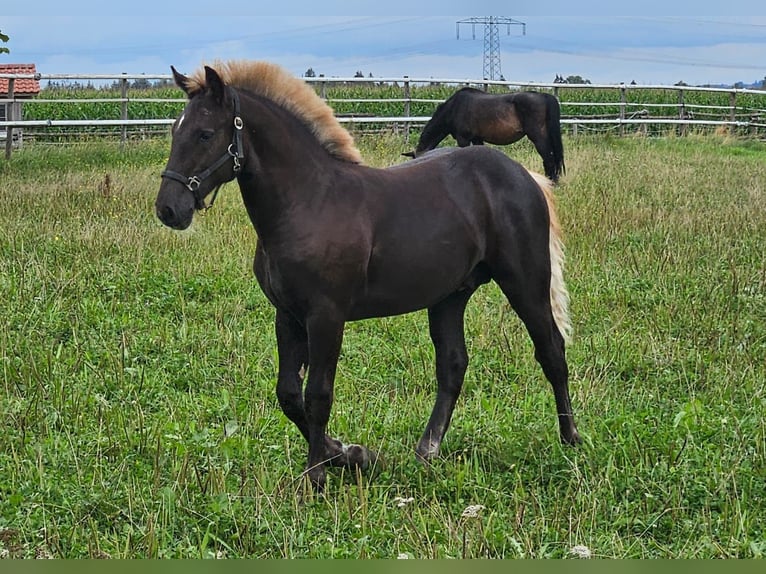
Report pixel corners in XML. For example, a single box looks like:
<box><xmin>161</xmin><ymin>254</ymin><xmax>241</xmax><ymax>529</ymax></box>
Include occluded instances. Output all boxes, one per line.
<box><xmin>0</xmin><ymin>132</ymin><xmax>764</xmax><ymax>558</ymax></box>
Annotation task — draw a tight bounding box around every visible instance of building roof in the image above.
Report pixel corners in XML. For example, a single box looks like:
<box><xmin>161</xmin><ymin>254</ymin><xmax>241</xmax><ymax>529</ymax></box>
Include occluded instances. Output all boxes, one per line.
<box><xmin>0</xmin><ymin>64</ymin><xmax>40</xmax><ymax>96</ymax></box>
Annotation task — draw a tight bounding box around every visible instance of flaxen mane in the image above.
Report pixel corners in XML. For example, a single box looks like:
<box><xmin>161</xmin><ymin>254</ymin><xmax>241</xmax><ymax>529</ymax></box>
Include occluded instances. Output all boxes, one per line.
<box><xmin>185</xmin><ymin>60</ymin><xmax>363</xmax><ymax>164</ymax></box>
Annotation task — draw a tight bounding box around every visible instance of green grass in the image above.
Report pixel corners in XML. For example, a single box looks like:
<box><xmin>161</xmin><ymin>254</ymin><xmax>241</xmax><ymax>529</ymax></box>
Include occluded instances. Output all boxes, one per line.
<box><xmin>0</xmin><ymin>134</ymin><xmax>764</xmax><ymax>558</ymax></box>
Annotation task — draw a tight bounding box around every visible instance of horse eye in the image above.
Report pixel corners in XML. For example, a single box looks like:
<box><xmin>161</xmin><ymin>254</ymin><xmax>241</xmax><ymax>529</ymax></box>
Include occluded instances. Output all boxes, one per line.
<box><xmin>199</xmin><ymin>130</ymin><xmax>214</xmax><ymax>142</ymax></box>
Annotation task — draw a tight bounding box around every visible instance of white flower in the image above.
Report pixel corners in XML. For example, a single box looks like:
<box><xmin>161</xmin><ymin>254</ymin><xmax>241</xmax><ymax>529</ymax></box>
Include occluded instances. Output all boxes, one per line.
<box><xmin>397</xmin><ymin>553</ymin><xmax>410</xmax><ymax>559</ymax></box>
<box><xmin>393</xmin><ymin>496</ymin><xmax>414</xmax><ymax>508</ymax></box>
<box><xmin>570</xmin><ymin>544</ymin><xmax>592</xmax><ymax>559</ymax></box>
<box><xmin>34</xmin><ymin>547</ymin><xmax>54</xmax><ymax>559</ymax></box>
<box><xmin>461</xmin><ymin>504</ymin><xmax>486</xmax><ymax>519</ymax></box>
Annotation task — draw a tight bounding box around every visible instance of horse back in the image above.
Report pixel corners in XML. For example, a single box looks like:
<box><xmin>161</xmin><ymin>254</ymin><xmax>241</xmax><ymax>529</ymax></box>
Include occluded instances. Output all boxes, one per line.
<box><xmin>379</xmin><ymin>147</ymin><xmax>549</xmax><ymax>246</ymax></box>
<box><xmin>507</xmin><ymin>91</ymin><xmax>559</xmax><ymax>127</ymax></box>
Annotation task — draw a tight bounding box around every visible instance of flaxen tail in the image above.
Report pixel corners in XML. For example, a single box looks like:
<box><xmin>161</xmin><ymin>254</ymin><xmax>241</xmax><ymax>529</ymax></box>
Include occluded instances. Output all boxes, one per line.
<box><xmin>527</xmin><ymin>170</ymin><xmax>572</xmax><ymax>344</ymax></box>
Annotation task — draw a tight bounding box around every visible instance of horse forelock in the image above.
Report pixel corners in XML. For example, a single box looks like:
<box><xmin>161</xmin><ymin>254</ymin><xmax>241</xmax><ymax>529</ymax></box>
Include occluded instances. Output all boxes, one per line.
<box><xmin>187</xmin><ymin>60</ymin><xmax>363</xmax><ymax>164</ymax></box>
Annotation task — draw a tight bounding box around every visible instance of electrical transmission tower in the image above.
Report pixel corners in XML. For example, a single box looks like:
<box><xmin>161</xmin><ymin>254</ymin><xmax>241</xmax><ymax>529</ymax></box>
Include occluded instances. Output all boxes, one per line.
<box><xmin>456</xmin><ymin>17</ymin><xmax>526</xmax><ymax>80</ymax></box>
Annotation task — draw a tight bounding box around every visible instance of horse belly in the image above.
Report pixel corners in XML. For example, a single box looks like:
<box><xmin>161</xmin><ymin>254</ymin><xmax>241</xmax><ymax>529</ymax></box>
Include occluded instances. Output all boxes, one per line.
<box><xmin>482</xmin><ymin>114</ymin><xmax>524</xmax><ymax>145</ymax></box>
<box><xmin>349</xmin><ymin>238</ymin><xmax>481</xmax><ymax>320</ymax></box>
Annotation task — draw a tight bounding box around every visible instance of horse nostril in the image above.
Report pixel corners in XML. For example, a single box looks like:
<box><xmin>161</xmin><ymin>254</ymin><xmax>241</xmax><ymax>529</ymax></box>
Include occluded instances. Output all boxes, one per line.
<box><xmin>158</xmin><ymin>204</ymin><xmax>176</xmax><ymax>225</ymax></box>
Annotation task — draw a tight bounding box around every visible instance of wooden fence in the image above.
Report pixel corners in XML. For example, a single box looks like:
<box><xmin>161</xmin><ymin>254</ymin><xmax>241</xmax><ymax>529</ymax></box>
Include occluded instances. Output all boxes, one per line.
<box><xmin>2</xmin><ymin>72</ymin><xmax>766</xmax><ymax>159</ymax></box>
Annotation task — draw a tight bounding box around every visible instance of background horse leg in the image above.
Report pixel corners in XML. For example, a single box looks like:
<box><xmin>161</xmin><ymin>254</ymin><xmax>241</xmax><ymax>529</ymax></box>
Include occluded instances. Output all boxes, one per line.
<box><xmin>493</xmin><ymin>274</ymin><xmax>580</xmax><ymax>445</ymax></box>
<box><xmin>455</xmin><ymin>134</ymin><xmax>473</xmax><ymax>147</ymax></box>
<box><xmin>416</xmin><ymin>288</ymin><xmax>474</xmax><ymax>461</ymax></box>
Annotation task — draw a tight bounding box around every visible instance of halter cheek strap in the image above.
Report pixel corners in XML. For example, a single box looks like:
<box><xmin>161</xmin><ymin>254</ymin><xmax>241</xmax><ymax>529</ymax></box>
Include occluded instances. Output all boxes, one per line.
<box><xmin>161</xmin><ymin>87</ymin><xmax>245</xmax><ymax>212</ymax></box>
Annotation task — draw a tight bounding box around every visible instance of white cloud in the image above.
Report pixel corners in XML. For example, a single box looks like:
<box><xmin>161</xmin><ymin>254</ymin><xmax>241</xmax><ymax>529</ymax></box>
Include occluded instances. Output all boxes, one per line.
<box><xmin>5</xmin><ymin>12</ymin><xmax>766</xmax><ymax>86</ymax></box>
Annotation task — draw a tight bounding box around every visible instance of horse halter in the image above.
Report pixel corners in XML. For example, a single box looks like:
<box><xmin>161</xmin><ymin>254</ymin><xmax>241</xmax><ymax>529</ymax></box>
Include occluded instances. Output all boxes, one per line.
<box><xmin>161</xmin><ymin>87</ymin><xmax>245</xmax><ymax>212</ymax></box>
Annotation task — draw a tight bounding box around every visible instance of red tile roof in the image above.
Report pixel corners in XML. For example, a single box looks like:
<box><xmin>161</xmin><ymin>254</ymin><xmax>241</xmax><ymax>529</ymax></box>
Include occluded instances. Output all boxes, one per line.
<box><xmin>0</xmin><ymin>64</ymin><xmax>40</xmax><ymax>96</ymax></box>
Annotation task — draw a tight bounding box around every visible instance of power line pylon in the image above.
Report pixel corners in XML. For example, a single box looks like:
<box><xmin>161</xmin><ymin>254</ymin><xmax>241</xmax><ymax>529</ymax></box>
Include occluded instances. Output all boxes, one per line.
<box><xmin>456</xmin><ymin>17</ymin><xmax>526</xmax><ymax>80</ymax></box>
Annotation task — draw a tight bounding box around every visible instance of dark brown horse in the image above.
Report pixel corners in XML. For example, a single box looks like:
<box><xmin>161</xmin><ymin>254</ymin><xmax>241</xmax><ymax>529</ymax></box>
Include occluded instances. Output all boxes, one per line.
<box><xmin>155</xmin><ymin>61</ymin><xmax>580</xmax><ymax>491</ymax></box>
<box><xmin>405</xmin><ymin>87</ymin><xmax>566</xmax><ymax>182</ymax></box>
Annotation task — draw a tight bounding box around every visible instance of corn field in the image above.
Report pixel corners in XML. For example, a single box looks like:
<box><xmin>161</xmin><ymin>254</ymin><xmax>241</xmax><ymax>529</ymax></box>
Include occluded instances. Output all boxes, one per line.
<box><xmin>12</xmin><ymin>79</ymin><xmax>766</xmax><ymax>142</ymax></box>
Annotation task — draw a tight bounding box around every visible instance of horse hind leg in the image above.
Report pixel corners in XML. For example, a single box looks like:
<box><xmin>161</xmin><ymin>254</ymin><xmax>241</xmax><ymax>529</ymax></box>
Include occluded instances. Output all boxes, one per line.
<box><xmin>416</xmin><ymin>288</ymin><xmax>474</xmax><ymax>462</ymax></box>
<box><xmin>491</xmin><ymin>266</ymin><xmax>580</xmax><ymax>446</ymax></box>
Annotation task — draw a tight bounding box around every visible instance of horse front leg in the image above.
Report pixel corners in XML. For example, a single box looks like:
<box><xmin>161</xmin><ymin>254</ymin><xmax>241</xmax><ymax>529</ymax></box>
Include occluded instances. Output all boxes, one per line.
<box><xmin>274</xmin><ymin>310</ymin><xmax>311</xmax><ymax>441</ymax></box>
<box><xmin>275</xmin><ymin>310</ymin><xmax>362</xmax><ymax>477</ymax></box>
<box><xmin>455</xmin><ymin>133</ymin><xmax>473</xmax><ymax>147</ymax></box>
<box><xmin>417</xmin><ymin>289</ymin><xmax>473</xmax><ymax>462</ymax></box>
<box><xmin>303</xmin><ymin>314</ymin><xmax>375</xmax><ymax>491</ymax></box>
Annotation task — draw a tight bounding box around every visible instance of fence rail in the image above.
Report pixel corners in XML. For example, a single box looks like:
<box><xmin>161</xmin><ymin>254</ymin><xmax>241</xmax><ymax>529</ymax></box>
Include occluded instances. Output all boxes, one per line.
<box><xmin>3</xmin><ymin>71</ymin><xmax>766</xmax><ymax>159</ymax></box>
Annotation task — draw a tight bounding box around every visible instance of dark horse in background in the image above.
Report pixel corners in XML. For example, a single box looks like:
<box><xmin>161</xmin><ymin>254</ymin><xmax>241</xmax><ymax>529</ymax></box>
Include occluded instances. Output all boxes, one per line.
<box><xmin>405</xmin><ymin>87</ymin><xmax>566</xmax><ymax>183</ymax></box>
<box><xmin>156</xmin><ymin>61</ymin><xmax>580</xmax><ymax>492</ymax></box>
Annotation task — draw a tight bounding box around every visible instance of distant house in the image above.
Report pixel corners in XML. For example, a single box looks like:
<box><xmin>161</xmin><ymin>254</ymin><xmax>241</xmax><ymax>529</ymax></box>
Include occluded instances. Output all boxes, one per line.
<box><xmin>1</xmin><ymin>63</ymin><xmax>41</xmax><ymax>146</ymax></box>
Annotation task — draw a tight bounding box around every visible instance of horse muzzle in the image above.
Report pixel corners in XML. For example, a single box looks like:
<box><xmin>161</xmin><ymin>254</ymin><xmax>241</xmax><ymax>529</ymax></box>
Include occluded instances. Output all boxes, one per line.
<box><xmin>155</xmin><ymin>181</ymin><xmax>196</xmax><ymax>230</ymax></box>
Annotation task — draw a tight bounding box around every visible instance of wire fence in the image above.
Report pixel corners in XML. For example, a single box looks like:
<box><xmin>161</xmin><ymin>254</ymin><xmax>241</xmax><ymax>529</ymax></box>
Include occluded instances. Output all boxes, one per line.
<box><xmin>3</xmin><ymin>71</ymin><xmax>766</xmax><ymax>158</ymax></box>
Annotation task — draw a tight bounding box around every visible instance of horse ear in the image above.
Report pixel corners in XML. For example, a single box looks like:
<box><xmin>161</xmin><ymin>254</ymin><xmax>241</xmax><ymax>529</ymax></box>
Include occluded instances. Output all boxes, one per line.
<box><xmin>402</xmin><ymin>151</ymin><xmax>415</xmax><ymax>158</ymax></box>
<box><xmin>171</xmin><ymin>66</ymin><xmax>192</xmax><ymax>95</ymax></box>
<box><xmin>204</xmin><ymin>65</ymin><xmax>226</xmax><ymax>105</ymax></box>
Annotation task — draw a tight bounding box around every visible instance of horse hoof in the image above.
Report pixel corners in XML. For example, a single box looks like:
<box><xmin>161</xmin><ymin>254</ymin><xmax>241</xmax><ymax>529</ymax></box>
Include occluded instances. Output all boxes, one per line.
<box><xmin>344</xmin><ymin>443</ymin><xmax>379</xmax><ymax>470</ymax></box>
<box><xmin>326</xmin><ymin>443</ymin><xmax>379</xmax><ymax>472</ymax></box>
<box><xmin>296</xmin><ymin>470</ymin><xmax>326</xmax><ymax>498</ymax></box>
<box><xmin>415</xmin><ymin>443</ymin><xmax>440</xmax><ymax>465</ymax></box>
<box><xmin>561</xmin><ymin>430</ymin><xmax>582</xmax><ymax>446</ymax></box>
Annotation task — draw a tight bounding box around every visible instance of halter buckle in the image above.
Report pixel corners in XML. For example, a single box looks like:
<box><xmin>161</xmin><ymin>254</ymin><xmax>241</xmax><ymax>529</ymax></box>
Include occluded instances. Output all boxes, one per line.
<box><xmin>228</xmin><ymin>144</ymin><xmax>241</xmax><ymax>172</ymax></box>
<box><xmin>187</xmin><ymin>176</ymin><xmax>201</xmax><ymax>192</ymax></box>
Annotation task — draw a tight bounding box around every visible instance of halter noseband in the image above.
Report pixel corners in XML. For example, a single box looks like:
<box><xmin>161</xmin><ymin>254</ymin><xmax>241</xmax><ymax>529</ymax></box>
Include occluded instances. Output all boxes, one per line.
<box><xmin>161</xmin><ymin>87</ymin><xmax>245</xmax><ymax>212</ymax></box>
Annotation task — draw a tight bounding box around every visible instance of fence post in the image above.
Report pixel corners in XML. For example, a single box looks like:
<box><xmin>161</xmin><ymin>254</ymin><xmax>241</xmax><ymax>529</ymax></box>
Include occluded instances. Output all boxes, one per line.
<box><xmin>4</xmin><ymin>78</ymin><xmax>14</xmax><ymax>160</ymax></box>
<box><xmin>552</xmin><ymin>86</ymin><xmax>564</xmax><ymax>134</ymax></box>
<box><xmin>619</xmin><ymin>85</ymin><xmax>626</xmax><ymax>137</ymax></box>
<box><xmin>120</xmin><ymin>75</ymin><xmax>128</xmax><ymax>150</ymax></box>
<box><xmin>403</xmin><ymin>76</ymin><xmax>411</xmax><ymax>139</ymax></box>
<box><xmin>729</xmin><ymin>91</ymin><xmax>737</xmax><ymax>135</ymax></box>
<box><xmin>678</xmin><ymin>88</ymin><xmax>687</xmax><ymax>136</ymax></box>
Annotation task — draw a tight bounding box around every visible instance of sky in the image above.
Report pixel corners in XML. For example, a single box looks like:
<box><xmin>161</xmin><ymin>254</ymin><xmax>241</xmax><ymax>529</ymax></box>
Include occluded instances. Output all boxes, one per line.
<box><xmin>3</xmin><ymin>1</ymin><xmax>766</xmax><ymax>87</ymax></box>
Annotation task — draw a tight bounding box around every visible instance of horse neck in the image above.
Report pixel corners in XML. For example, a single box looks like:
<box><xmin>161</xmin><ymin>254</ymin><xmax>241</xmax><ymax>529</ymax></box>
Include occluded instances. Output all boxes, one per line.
<box><xmin>243</xmin><ymin>93</ymin><xmax>332</xmax><ymax>171</ymax></box>
<box><xmin>417</xmin><ymin>98</ymin><xmax>453</xmax><ymax>153</ymax></box>
<box><xmin>236</xmin><ymin>93</ymin><xmax>344</xmax><ymax>237</ymax></box>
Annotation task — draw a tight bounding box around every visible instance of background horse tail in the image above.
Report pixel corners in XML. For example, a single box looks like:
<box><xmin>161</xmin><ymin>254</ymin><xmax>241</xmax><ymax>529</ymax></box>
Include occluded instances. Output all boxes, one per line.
<box><xmin>527</xmin><ymin>170</ymin><xmax>572</xmax><ymax>344</ymax></box>
<box><xmin>545</xmin><ymin>95</ymin><xmax>566</xmax><ymax>181</ymax></box>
